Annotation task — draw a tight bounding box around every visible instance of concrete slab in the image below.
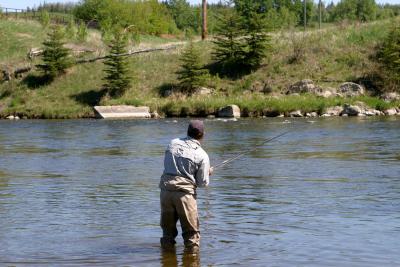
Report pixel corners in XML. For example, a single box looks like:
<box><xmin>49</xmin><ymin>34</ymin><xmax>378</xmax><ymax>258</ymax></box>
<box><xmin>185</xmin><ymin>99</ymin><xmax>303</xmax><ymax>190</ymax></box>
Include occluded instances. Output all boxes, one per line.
<box><xmin>94</xmin><ymin>105</ymin><xmax>151</xmax><ymax>119</ymax></box>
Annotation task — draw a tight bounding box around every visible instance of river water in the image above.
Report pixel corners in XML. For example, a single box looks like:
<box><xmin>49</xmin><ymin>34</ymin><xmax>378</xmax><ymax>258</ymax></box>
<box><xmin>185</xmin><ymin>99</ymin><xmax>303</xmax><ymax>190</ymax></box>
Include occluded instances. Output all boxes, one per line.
<box><xmin>0</xmin><ymin>117</ymin><xmax>399</xmax><ymax>266</ymax></box>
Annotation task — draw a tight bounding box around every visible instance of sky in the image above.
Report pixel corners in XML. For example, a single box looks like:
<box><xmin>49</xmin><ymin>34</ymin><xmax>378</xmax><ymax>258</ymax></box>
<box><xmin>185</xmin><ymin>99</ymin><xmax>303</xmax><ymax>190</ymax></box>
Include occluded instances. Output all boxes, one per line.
<box><xmin>1</xmin><ymin>0</ymin><xmax>399</xmax><ymax>10</ymax></box>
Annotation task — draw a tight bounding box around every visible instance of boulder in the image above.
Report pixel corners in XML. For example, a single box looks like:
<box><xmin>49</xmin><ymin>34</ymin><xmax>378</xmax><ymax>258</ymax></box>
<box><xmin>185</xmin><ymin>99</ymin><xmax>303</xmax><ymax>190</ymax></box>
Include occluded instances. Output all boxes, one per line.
<box><xmin>151</xmin><ymin>111</ymin><xmax>161</xmax><ymax>119</ymax></box>
<box><xmin>251</xmin><ymin>81</ymin><xmax>273</xmax><ymax>94</ymax></box>
<box><xmin>342</xmin><ymin>104</ymin><xmax>363</xmax><ymax>116</ymax></box>
<box><xmin>381</xmin><ymin>92</ymin><xmax>400</xmax><ymax>102</ymax></box>
<box><xmin>320</xmin><ymin>113</ymin><xmax>331</xmax><ymax>117</ymax></box>
<box><xmin>195</xmin><ymin>87</ymin><xmax>213</xmax><ymax>96</ymax></box>
<box><xmin>306</xmin><ymin>112</ymin><xmax>318</xmax><ymax>117</ymax></box>
<box><xmin>364</xmin><ymin>109</ymin><xmax>377</xmax><ymax>116</ymax></box>
<box><xmin>338</xmin><ymin>82</ymin><xmax>364</xmax><ymax>97</ymax></box>
<box><xmin>6</xmin><ymin>115</ymin><xmax>15</xmax><ymax>120</ymax></box>
<box><xmin>316</xmin><ymin>90</ymin><xmax>334</xmax><ymax>98</ymax></box>
<box><xmin>287</xmin><ymin>79</ymin><xmax>316</xmax><ymax>94</ymax></box>
<box><xmin>217</xmin><ymin>105</ymin><xmax>241</xmax><ymax>118</ymax></box>
<box><xmin>384</xmin><ymin>108</ymin><xmax>398</xmax><ymax>116</ymax></box>
<box><xmin>289</xmin><ymin>110</ymin><xmax>303</xmax><ymax>117</ymax></box>
<box><xmin>94</xmin><ymin>105</ymin><xmax>151</xmax><ymax>119</ymax></box>
<box><xmin>325</xmin><ymin>106</ymin><xmax>343</xmax><ymax>116</ymax></box>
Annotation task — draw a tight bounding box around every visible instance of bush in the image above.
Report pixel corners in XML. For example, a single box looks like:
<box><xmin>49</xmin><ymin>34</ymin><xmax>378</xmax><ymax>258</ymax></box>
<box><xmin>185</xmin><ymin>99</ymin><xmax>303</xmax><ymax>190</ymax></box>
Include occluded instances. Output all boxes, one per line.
<box><xmin>74</xmin><ymin>0</ymin><xmax>177</xmax><ymax>36</ymax></box>
<box><xmin>39</xmin><ymin>10</ymin><xmax>50</xmax><ymax>28</ymax></box>
<box><xmin>66</xmin><ymin>17</ymin><xmax>77</xmax><ymax>39</ymax></box>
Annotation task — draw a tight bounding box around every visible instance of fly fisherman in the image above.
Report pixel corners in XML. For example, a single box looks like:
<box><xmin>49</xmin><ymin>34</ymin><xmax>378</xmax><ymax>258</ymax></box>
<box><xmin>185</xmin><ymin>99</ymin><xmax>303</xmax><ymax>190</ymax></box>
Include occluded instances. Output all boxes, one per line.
<box><xmin>159</xmin><ymin>120</ymin><xmax>213</xmax><ymax>253</ymax></box>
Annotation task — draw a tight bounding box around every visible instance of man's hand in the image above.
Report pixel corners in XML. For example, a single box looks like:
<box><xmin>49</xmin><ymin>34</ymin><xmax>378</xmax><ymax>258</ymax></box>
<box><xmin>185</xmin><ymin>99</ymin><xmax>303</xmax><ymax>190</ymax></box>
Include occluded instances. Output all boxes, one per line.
<box><xmin>209</xmin><ymin>167</ymin><xmax>214</xmax><ymax>176</ymax></box>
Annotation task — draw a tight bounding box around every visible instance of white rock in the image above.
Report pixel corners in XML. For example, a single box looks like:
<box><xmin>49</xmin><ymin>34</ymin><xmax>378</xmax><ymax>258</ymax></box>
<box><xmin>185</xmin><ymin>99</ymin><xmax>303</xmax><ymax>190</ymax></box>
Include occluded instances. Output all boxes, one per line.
<box><xmin>338</xmin><ymin>82</ymin><xmax>365</xmax><ymax>97</ymax></box>
<box><xmin>287</xmin><ymin>79</ymin><xmax>316</xmax><ymax>94</ymax></box>
<box><xmin>325</xmin><ymin>106</ymin><xmax>343</xmax><ymax>116</ymax></box>
<box><xmin>289</xmin><ymin>110</ymin><xmax>303</xmax><ymax>117</ymax></box>
<box><xmin>342</xmin><ymin>104</ymin><xmax>363</xmax><ymax>116</ymax></box>
<box><xmin>151</xmin><ymin>111</ymin><xmax>161</xmax><ymax>119</ymax></box>
<box><xmin>195</xmin><ymin>87</ymin><xmax>213</xmax><ymax>95</ymax></box>
<box><xmin>384</xmin><ymin>108</ymin><xmax>398</xmax><ymax>116</ymax></box>
<box><xmin>217</xmin><ymin>105</ymin><xmax>241</xmax><ymax>118</ymax></box>
<box><xmin>381</xmin><ymin>92</ymin><xmax>400</xmax><ymax>102</ymax></box>
<box><xmin>309</xmin><ymin>112</ymin><xmax>318</xmax><ymax>117</ymax></box>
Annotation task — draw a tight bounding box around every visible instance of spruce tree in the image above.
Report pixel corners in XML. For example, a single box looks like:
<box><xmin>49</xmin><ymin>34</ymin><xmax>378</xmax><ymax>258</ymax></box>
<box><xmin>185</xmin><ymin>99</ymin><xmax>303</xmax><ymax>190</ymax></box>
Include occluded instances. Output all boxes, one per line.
<box><xmin>236</xmin><ymin>0</ymin><xmax>270</xmax><ymax>69</ymax></box>
<box><xmin>37</xmin><ymin>26</ymin><xmax>72</xmax><ymax>79</ymax></box>
<box><xmin>243</xmin><ymin>12</ymin><xmax>271</xmax><ymax>69</ymax></box>
<box><xmin>177</xmin><ymin>41</ymin><xmax>209</xmax><ymax>94</ymax></box>
<box><xmin>103</xmin><ymin>31</ymin><xmax>131</xmax><ymax>98</ymax></box>
<box><xmin>212</xmin><ymin>10</ymin><xmax>247</xmax><ymax>71</ymax></box>
<box><xmin>378</xmin><ymin>24</ymin><xmax>400</xmax><ymax>89</ymax></box>
<box><xmin>213</xmin><ymin>3</ymin><xmax>270</xmax><ymax>74</ymax></box>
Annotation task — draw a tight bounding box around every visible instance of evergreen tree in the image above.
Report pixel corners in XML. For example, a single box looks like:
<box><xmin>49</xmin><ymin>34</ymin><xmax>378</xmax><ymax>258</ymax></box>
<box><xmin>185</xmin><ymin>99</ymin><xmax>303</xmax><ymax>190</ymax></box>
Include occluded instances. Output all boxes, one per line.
<box><xmin>103</xmin><ymin>31</ymin><xmax>131</xmax><ymax>98</ymax></box>
<box><xmin>378</xmin><ymin>24</ymin><xmax>400</xmax><ymax>89</ymax></box>
<box><xmin>177</xmin><ymin>41</ymin><xmax>209</xmax><ymax>94</ymax></box>
<box><xmin>212</xmin><ymin>10</ymin><xmax>247</xmax><ymax>71</ymax></box>
<box><xmin>37</xmin><ymin>26</ymin><xmax>72</xmax><ymax>79</ymax></box>
<box><xmin>166</xmin><ymin>0</ymin><xmax>197</xmax><ymax>31</ymax></box>
<box><xmin>243</xmin><ymin>11</ymin><xmax>271</xmax><ymax>69</ymax></box>
<box><xmin>213</xmin><ymin>1</ymin><xmax>270</xmax><ymax>73</ymax></box>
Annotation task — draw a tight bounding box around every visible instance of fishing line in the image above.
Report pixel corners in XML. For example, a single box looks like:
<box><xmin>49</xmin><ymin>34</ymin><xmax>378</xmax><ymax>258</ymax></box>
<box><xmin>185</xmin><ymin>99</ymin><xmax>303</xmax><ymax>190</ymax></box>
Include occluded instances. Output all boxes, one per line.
<box><xmin>212</xmin><ymin>130</ymin><xmax>291</xmax><ymax>170</ymax></box>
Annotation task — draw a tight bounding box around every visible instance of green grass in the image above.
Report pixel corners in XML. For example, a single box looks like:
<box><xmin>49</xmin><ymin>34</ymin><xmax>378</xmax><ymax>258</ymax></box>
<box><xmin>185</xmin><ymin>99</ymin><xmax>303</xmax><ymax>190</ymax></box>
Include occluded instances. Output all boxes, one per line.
<box><xmin>0</xmin><ymin>19</ymin><xmax>46</xmax><ymax>62</ymax></box>
<box><xmin>0</xmin><ymin>17</ymin><xmax>400</xmax><ymax>119</ymax></box>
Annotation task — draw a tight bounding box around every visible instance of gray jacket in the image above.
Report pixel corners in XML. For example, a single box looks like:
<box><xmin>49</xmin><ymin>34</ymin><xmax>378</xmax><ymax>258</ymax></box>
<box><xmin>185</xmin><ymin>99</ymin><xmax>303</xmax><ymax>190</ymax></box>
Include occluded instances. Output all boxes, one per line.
<box><xmin>160</xmin><ymin>137</ymin><xmax>210</xmax><ymax>193</ymax></box>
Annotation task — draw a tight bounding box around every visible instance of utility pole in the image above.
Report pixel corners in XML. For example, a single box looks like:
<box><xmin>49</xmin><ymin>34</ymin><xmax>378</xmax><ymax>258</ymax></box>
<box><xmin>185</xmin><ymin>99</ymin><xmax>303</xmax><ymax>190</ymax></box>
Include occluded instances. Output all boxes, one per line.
<box><xmin>319</xmin><ymin>0</ymin><xmax>322</xmax><ymax>29</ymax></box>
<box><xmin>304</xmin><ymin>0</ymin><xmax>307</xmax><ymax>31</ymax></box>
<box><xmin>202</xmin><ymin>0</ymin><xmax>207</xmax><ymax>40</ymax></box>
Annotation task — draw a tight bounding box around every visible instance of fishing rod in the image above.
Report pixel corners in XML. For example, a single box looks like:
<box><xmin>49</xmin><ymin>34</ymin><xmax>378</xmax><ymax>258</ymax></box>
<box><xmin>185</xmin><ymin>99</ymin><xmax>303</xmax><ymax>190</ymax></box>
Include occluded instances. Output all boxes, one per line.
<box><xmin>212</xmin><ymin>130</ymin><xmax>290</xmax><ymax>170</ymax></box>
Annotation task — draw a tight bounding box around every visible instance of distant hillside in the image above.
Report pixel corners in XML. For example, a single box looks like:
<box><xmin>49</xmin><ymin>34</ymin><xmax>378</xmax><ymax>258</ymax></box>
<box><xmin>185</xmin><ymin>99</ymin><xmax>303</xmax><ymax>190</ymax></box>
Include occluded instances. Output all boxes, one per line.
<box><xmin>0</xmin><ymin>17</ymin><xmax>399</xmax><ymax>118</ymax></box>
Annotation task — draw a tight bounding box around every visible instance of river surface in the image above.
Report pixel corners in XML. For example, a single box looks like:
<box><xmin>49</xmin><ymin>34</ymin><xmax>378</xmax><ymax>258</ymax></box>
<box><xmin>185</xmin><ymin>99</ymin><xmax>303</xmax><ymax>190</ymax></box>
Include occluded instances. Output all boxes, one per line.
<box><xmin>0</xmin><ymin>117</ymin><xmax>399</xmax><ymax>266</ymax></box>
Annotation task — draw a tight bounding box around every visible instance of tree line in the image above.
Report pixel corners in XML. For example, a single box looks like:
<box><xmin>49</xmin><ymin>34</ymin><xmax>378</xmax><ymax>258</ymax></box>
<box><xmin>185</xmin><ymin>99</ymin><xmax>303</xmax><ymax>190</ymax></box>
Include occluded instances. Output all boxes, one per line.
<box><xmin>26</xmin><ymin>0</ymin><xmax>400</xmax><ymax>36</ymax></box>
<box><xmin>36</xmin><ymin>0</ymin><xmax>400</xmax><ymax>98</ymax></box>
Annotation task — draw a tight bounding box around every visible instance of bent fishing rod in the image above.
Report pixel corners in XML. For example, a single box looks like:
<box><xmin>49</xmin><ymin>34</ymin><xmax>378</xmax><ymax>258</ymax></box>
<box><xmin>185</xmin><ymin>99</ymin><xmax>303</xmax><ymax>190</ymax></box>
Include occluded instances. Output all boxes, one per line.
<box><xmin>212</xmin><ymin>130</ymin><xmax>290</xmax><ymax>170</ymax></box>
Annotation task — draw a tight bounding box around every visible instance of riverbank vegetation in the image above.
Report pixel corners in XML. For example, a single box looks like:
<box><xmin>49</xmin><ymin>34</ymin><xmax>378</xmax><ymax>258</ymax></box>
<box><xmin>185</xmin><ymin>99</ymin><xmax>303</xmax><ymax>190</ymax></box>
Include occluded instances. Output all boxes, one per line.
<box><xmin>0</xmin><ymin>0</ymin><xmax>400</xmax><ymax>119</ymax></box>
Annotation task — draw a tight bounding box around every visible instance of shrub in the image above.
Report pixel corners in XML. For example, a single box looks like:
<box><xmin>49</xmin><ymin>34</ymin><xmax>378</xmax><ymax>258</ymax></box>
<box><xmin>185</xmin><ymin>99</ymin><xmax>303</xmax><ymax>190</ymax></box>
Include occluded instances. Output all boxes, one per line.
<box><xmin>39</xmin><ymin>10</ymin><xmax>50</xmax><ymax>28</ymax></box>
<box><xmin>77</xmin><ymin>21</ymin><xmax>88</xmax><ymax>42</ymax></box>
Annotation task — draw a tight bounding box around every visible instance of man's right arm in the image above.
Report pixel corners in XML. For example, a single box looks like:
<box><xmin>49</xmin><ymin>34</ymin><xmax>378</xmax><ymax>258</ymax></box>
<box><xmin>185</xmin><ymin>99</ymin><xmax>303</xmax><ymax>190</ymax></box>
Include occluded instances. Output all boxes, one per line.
<box><xmin>195</xmin><ymin>156</ymin><xmax>210</xmax><ymax>187</ymax></box>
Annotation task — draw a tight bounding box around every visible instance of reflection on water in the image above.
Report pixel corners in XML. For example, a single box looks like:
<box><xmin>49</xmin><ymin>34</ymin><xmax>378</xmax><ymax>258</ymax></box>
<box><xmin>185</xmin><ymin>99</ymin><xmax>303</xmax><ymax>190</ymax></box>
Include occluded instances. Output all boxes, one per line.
<box><xmin>160</xmin><ymin>248</ymin><xmax>200</xmax><ymax>267</ymax></box>
<box><xmin>0</xmin><ymin>117</ymin><xmax>399</xmax><ymax>266</ymax></box>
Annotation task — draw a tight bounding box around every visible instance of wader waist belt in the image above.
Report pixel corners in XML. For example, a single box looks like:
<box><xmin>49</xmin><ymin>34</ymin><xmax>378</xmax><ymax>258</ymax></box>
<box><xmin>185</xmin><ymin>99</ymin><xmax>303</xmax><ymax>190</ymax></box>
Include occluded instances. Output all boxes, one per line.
<box><xmin>159</xmin><ymin>174</ymin><xmax>197</xmax><ymax>194</ymax></box>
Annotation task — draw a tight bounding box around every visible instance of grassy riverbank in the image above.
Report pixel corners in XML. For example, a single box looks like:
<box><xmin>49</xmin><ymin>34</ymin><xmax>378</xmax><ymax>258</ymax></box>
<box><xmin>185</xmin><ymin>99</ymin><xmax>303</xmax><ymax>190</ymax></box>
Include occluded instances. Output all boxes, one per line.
<box><xmin>0</xmin><ymin>18</ymin><xmax>399</xmax><ymax>119</ymax></box>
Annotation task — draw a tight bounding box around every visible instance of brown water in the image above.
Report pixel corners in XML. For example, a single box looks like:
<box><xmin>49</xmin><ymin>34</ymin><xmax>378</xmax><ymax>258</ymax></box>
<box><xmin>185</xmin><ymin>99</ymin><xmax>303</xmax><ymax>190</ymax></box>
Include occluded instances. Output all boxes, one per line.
<box><xmin>0</xmin><ymin>117</ymin><xmax>399</xmax><ymax>266</ymax></box>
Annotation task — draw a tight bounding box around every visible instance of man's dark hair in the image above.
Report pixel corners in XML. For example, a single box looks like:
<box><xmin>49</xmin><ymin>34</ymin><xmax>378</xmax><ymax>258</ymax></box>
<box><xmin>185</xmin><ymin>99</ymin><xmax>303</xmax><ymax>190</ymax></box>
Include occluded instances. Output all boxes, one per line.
<box><xmin>187</xmin><ymin>120</ymin><xmax>204</xmax><ymax>140</ymax></box>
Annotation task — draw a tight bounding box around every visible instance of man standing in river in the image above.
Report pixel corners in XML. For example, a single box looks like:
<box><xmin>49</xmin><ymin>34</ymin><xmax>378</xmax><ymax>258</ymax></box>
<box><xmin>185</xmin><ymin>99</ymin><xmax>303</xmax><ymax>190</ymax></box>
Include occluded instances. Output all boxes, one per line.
<box><xmin>159</xmin><ymin>120</ymin><xmax>213</xmax><ymax>253</ymax></box>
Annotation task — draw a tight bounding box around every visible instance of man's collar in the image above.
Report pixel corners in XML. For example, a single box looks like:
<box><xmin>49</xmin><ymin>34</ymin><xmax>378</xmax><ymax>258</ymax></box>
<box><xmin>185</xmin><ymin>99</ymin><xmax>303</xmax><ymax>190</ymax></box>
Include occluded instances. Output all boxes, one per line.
<box><xmin>186</xmin><ymin>136</ymin><xmax>201</xmax><ymax>146</ymax></box>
